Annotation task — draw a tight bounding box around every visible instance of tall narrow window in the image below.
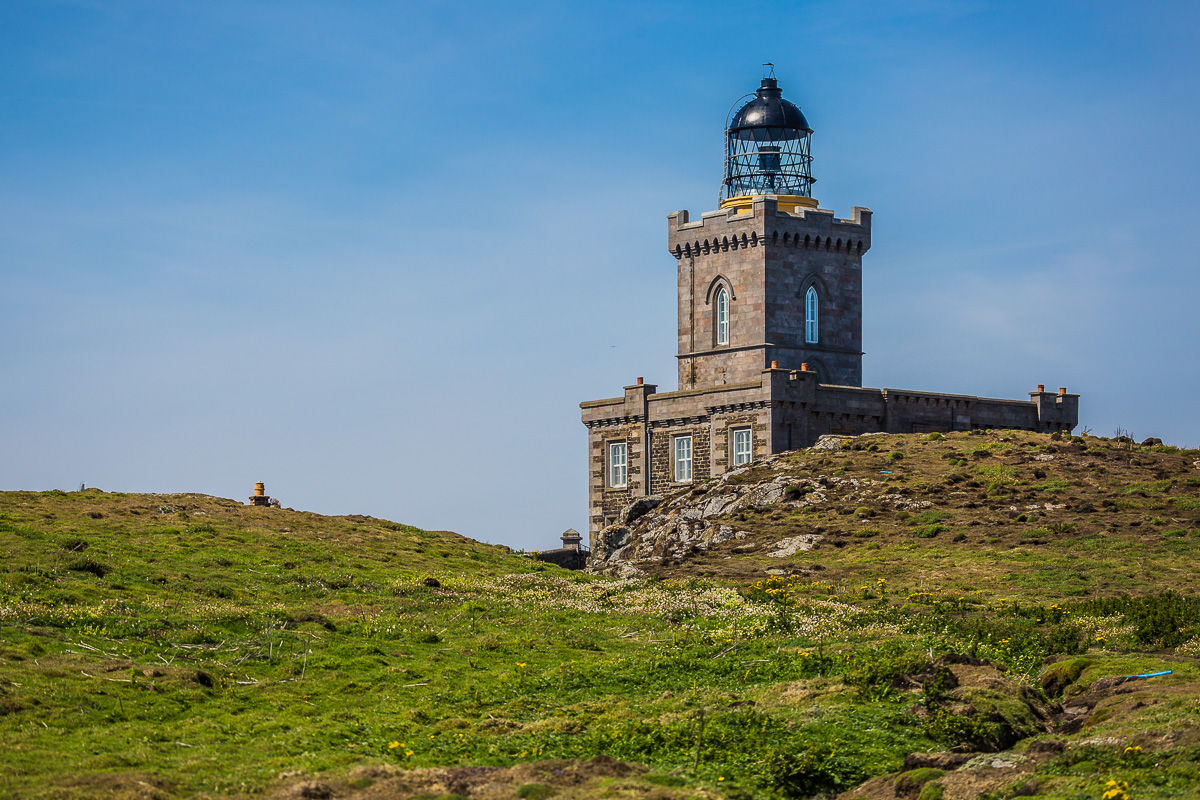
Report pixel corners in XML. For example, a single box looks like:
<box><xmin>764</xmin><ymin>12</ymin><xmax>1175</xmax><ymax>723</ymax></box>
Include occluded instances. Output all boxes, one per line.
<box><xmin>608</xmin><ymin>442</ymin><xmax>627</xmax><ymax>488</ymax></box>
<box><xmin>674</xmin><ymin>436</ymin><xmax>693</xmax><ymax>482</ymax></box>
<box><xmin>805</xmin><ymin>286</ymin><xmax>819</xmax><ymax>344</ymax></box>
<box><xmin>733</xmin><ymin>427</ymin><xmax>752</xmax><ymax>466</ymax></box>
<box><xmin>716</xmin><ymin>288</ymin><xmax>729</xmax><ymax>346</ymax></box>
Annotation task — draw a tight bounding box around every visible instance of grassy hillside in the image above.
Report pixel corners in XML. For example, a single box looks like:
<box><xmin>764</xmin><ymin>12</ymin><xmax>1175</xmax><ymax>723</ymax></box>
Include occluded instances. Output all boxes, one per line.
<box><xmin>1</xmin><ymin>433</ymin><xmax>1199</xmax><ymax>800</ymax></box>
<box><xmin>622</xmin><ymin>430</ymin><xmax>1200</xmax><ymax>600</ymax></box>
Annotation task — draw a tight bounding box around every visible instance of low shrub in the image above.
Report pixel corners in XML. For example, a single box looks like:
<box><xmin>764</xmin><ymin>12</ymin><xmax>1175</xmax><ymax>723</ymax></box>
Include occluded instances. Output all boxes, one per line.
<box><xmin>1071</xmin><ymin>591</ymin><xmax>1200</xmax><ymax>648</ymax></box>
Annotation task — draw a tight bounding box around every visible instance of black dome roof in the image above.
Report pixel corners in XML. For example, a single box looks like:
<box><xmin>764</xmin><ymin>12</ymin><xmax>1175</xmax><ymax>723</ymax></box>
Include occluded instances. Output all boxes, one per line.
<box><xmin>728</xmin><ymin>77</ymin><xmax>811</xmax><ymax>138</ymax></box>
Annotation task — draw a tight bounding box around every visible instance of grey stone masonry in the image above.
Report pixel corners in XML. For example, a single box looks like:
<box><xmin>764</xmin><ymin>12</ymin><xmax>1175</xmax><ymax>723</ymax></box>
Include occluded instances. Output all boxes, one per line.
<box><xmin>582</xmin><ymin>367</ymin><xmax>1079</xmax><ymax>538</ymax></box>
<box><xmin>581</xmin><ymin>191</ymin><xmax>1078</xmax><ymax>542</ymax></box>
<box><xmin>669</xmin><ymin>196</ymin><xmax>870</xmax><ymax>389</ymax></box>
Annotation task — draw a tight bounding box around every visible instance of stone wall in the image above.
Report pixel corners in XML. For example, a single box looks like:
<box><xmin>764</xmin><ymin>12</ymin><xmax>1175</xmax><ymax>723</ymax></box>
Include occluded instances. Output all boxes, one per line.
<box><xmin>648</xmin><ymin>421</ymin><xmax>710</xmax><ymax>495</ymax></box>
<box><xmin>585</xmin><ymin>419</ymin><xmax>644</xmax><ymax>531</ymax></box>
<box><xmin>669</xmin><ymin>197</ymin><xmax>871</xmax><ymax>389</ymax></box>
<box><xmin>534</xmin><ymin>548</ymin><xmax>588</xmax><ymax>570</ymax></box>
<box><xmin>582</xmin><ymin>368</ymin><xmax>1079</xmax><ymax>537</ymax></box>
<box><xmin>711</xmin><ymin>412</ymin><xmax>767</xmax><ymax>474</ymax></box>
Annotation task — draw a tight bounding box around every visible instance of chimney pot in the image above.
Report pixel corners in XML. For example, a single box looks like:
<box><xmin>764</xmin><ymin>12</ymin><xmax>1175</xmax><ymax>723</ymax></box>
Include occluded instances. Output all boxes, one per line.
<box><xmin>636</xmin><ymin>377</ymin><xmax>643</xmax><ymax>385</ymax></box>
<box><xmin>801</xmin><ymin>362</ymin><xmax>809</xmax><ymax>372</ymax></box>
<box><xmin>770</xmin><ymin>360</ymin><xmax>779</xmax><ymax>369</ymax></box>
<box><xmin>1037</xmin><ymin>384</ymin><xmax>1045</xmax><ymax>392</ymax></box>
<box><xmin>1059</xmin><ymin>387</ymin><xmax>1066</xmax><ymax>395</ymax></box>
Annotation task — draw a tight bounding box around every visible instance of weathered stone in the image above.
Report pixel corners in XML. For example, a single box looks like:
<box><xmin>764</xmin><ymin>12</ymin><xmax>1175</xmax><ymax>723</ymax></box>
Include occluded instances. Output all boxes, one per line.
<box><xmin>767</xmin><ymin>535</ymin><xmax>822</xmax><ymax>558</ymax></box>
<box><xmin>902</xmin><ymin>751</ymin><xmax>977</xmax><ymax>772</ymax></box>
<box><xmin>619</xmin><ymin>496</ymin><xmax>662</xmax><ymax>525</ymax></box>
<box><xmin>810</xmin><ymin>435</ymin><xmax>844</xmax><ymax>452</ymax></box>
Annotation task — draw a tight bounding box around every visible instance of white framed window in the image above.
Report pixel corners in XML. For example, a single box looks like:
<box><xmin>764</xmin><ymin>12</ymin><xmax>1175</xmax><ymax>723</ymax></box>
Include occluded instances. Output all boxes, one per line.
<box><xmin>733</xmin><ymin>427</ymin><xmax>753</xmax><ymax>466</ymax></box>
<box><xmin>716</xmin><ymin>287</ymin><xmax>729</xmax><ymax>346</ymax></box>
<box><xmin>805</xmin><ymin>286</ymin><xmax>819</xmax><ymax>344</ymax></box>
<box><xmin>608</xmin><ymin>442</ymin><xmax>627</xmax><ymax>488</ymax></box>
<box><xmin>674</xmin><ymin>435</ymin><xmax>693</xmax><ymax>482</ymax></box>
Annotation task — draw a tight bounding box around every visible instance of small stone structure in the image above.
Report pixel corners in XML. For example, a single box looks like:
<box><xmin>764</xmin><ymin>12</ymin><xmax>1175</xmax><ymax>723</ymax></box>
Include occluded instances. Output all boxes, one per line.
<box><xmin>248</xmin><ymin>481</ymin><xmax>280</xmax><ymax>508</ymax></box>
<box><xmin>579</xmin><ymin>73</ymin><xmax>1079</xmax><ymax>539</ymax></box>
<box><xmin>534</xmin><ymin>528</ymin><xmax>589</xmax><ymax>571</ymax></box>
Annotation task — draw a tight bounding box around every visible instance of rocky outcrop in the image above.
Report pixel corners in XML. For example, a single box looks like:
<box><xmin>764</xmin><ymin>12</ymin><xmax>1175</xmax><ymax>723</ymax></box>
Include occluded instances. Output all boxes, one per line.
<box><xmin>588</xmin><ymin>448</ymin><xmax>902</xmax><ymax>577</ymax></box>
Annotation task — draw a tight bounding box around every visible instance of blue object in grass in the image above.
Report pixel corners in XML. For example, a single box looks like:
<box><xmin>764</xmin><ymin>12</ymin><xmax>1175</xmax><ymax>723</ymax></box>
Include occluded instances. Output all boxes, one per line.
<box><xmin>1127</xmin><ymin>670</ymin><xmax>1172</xmax><ymax>678</ymax></box>
<box><xmin>880</xmin><ymin>470</ymin><xmax>893</xmax><ymax>474</ymax></box>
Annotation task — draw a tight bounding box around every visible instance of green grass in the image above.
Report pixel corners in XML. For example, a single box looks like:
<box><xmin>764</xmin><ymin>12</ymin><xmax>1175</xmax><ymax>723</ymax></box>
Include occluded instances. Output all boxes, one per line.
<box><xmin>5</xmin><ymin>429</ymin><xmax>1200</xmax><ymax>800</ymax></box>
<box><xmin>1033</xmin><ymin>477</ymin><xmax>1071</xmax><ymax>494</ymax></box>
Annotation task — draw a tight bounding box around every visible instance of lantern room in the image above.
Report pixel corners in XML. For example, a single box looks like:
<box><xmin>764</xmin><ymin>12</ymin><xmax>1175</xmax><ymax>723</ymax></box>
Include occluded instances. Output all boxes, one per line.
<box><xmin>720</xmin><ymin>65</ymin><xmax>816</xmax><ymax>213</ymax></box>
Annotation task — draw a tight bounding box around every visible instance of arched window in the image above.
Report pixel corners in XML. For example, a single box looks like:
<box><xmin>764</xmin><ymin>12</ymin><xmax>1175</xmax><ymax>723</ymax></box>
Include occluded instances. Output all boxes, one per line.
<box><xmin>805</xmin><ymin>286</ymin><xmax>818</xmax><ymax>344</ymax></box>
<box><xmin>716</xmin><ymin>288</ymin><xmax>730</xmax><ymax>346</ymax></box>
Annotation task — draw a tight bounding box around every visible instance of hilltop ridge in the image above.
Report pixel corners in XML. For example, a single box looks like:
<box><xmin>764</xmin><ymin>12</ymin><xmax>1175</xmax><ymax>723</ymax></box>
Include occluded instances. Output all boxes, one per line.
<box><xmin>590</xmin><ymin>430</ymin><xmax>1200</xmax><ymax>598</ymax></box>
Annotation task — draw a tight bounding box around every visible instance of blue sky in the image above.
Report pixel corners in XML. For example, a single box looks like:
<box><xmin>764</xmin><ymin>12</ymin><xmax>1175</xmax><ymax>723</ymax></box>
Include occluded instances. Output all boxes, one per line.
<box><xmin>2</xmin><ymin>1</ymin><xmax>1198</xmax><ymax>549</ymax></box>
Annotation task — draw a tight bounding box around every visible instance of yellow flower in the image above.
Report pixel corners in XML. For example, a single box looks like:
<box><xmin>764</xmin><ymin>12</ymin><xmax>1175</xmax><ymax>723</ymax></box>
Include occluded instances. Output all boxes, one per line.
<box><xmin>516</xmin><ymin>662</ymin><xmax>527</xmax><ymax>668</ymax></box>
<box><xmin>388</xmin><ymin>741</ymin><xmax>400</xmax><ymax>749</ymax></box>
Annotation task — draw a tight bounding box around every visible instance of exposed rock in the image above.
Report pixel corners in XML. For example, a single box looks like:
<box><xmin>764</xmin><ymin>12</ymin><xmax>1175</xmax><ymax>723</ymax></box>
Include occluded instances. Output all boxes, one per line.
<box><xmin>619</xmin><ymin>496</ymin><xmax>662</xmax><ymax>525</ymax></box>
<box><xmin>768</xmin><ymin>535</ymin><xmax>823</xmax><ymax>558</ymax></box>
<box><xmin>1140</xmin><ymin>437</ymin><xmax>1163</xmax><ymax>447</ymax></box>
<box><xmin>902</xmin><ymin>751</ymin><xmax>978</xmax><ymax>771</ymax></box>
<box><xmin>587</xmin><ymin>456</ymin><xmax>895</xmax><ymax>575</ymax></box>
<box><xmin>1025</xmin><ymin>739</ymin><xmax>1065</xmax><ymax>756</ymax></box>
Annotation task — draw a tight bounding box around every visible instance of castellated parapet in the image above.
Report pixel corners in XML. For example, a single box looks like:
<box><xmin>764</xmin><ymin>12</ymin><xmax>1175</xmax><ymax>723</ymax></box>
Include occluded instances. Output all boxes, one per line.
<box><xmin>669</xmin><ymin>196</ymin><xmax>870</xmax><ymax>390</ymax></box>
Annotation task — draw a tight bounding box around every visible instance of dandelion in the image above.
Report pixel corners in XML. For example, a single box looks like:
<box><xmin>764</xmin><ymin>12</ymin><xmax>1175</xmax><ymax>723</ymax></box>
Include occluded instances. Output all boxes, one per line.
<box><xmin>1102</xmin><ymin>779</ymin><xmax>1131</xmax><ymax>800</ymax></box>
<box><xmin>388</xmin><ymin>741</ymin><xmax>400</xmax><ymax>749</ymax></box>
<box><xmin>516</xmin><ymin>662</ymin><xmax>527</xmax><ymax>668</ymax></box>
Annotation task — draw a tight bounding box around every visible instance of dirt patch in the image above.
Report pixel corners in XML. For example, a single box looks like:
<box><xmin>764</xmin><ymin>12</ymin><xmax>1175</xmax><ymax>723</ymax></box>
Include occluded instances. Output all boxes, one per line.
<box><xmin>47</xmin><ymin>773</ymin><xmax>176</xmax><ymax>800</ymax></box>
<box><xmin>839</xmin><ymin>753</ymin><xmax>1042</xmax><ymax>800</ymax></box>
<box><xmin>270</xmin><ymin>756</ymin><xmax>711</xmax><ymax>800</ymax></box>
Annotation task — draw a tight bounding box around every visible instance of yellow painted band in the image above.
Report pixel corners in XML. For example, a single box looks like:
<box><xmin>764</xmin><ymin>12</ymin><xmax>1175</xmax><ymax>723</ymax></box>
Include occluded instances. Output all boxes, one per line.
<box><xmin>720</xmin><ymin>194</ymin><xmax>819</xmax><ymax>212</ymax></box>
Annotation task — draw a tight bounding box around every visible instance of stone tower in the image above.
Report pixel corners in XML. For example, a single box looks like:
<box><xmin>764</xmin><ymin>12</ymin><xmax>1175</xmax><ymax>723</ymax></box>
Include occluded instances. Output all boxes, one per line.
<box><xmin>669</xmin><ymin>202</ymin><xmax>870</xmax><ymax>389</ymax></box>
<box><xmin>669</xmin><ymin>73</ymin><xmax>869</xmax><ymax>389</ymax></box>
<box><xmin>580</xmin><ymin>69</ymin><xmax>1077</xmax><ymax>538</ymax></box>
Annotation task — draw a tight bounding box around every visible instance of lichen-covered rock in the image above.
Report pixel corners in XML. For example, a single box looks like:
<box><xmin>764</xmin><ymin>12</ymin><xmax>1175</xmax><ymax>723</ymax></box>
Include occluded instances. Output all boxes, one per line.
<box><xmin>588</xmin><ymin>457</ymin><xmax>881</xmax><ymax>575</ymax></box>
<box><xmin>768</xmin><ymin>535</ymin><xmax>823</xmax><ymax>557</ymax></box>
<box><xmin>585</xmin><ymin>446</ymin><xmax>899</xmax><ymax>576</ymax></box>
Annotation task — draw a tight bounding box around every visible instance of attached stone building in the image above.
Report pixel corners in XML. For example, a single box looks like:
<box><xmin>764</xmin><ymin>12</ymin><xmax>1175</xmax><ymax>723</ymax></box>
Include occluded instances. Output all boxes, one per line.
<box><xmin>580</xmin><ymin>70</ymin><xmax>1079</xmax><ymax>537</ymax></box>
